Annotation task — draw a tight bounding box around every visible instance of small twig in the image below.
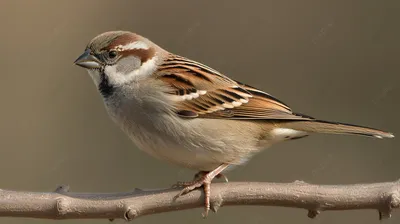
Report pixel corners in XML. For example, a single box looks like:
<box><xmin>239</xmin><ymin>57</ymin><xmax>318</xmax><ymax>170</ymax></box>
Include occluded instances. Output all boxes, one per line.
<box><xmin>0</xmin><ymin>180</ymin><xmax>399</xmax><ymax>221</ymax></box>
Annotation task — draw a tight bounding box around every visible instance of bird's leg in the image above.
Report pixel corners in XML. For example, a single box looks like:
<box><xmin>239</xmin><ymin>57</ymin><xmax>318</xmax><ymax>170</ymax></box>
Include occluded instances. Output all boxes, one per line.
<box><xmin>194</xmin><ymin>171</ymin><xmax>229</xmax><ymax>182</ymax></box>
<box><xmin>173</xmin><ymin>164</ymin><xmax>229</xmax><ymax>217</ymax></box>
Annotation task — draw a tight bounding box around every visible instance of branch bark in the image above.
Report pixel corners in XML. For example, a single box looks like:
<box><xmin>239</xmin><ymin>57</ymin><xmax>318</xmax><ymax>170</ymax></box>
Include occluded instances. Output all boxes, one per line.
<box><xmin>0</xmin><ymin>180</ymin><xmax>399</xmax><ymax>221</ymax></box>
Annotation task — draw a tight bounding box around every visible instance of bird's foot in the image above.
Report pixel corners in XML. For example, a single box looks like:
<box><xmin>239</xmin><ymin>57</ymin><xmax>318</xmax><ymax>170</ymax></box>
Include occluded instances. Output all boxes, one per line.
<box><xmin>172</xmin><ymin>164</ymin><xmax>229</xmax><ymax>218</ymax></box>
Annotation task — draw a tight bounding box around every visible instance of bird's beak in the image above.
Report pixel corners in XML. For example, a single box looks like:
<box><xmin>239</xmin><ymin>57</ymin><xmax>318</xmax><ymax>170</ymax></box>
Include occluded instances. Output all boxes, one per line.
<box><xmin>74</xmin><ymin>49</ymin><xmax>102</xmax><ymax>69</ymax></box>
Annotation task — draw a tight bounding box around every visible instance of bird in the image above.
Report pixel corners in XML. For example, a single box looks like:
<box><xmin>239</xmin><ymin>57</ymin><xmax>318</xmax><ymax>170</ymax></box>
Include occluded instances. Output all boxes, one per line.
<box><xmin>74</xmin><ymin>31</ymin><xmax>394</xmax><ymax>217</ymax></box>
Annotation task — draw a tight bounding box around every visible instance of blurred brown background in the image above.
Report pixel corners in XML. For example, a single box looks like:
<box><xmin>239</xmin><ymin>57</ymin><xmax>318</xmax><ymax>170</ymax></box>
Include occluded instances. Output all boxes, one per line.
<box><xmin>0</xmin><ymin>0</ymin><xmax>399</xmax><ymax>223</ymax></box>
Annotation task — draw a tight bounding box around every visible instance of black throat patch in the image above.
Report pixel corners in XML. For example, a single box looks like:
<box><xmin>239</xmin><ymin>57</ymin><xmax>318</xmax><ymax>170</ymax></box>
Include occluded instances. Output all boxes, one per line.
<box><xmin>98</xmin><ymin>72</ymin><xmax>114</xmax><ymax>98</ymax></box>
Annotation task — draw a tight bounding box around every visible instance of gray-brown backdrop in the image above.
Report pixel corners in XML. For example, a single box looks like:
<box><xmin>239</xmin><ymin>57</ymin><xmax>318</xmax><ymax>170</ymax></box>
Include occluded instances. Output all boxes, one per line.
<box><xmin>1</xmin><ymin>0</ymin><xmax>399</xmax><ymax>223</ymax></box>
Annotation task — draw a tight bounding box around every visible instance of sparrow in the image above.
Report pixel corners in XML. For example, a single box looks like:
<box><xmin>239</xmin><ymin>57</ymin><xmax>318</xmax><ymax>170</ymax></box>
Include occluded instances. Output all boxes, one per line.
<box><xmin>74</xmin><ymin>31</ymin><xmax>394</xmax><ymax>217</ymax></box>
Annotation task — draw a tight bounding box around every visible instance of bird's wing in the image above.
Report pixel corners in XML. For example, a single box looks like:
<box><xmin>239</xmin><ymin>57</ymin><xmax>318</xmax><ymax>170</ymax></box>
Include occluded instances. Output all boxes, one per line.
<box><xmin>156</xmin><ymin>54</ymin><xmax>313</xmax><ymax>120</ymax></box>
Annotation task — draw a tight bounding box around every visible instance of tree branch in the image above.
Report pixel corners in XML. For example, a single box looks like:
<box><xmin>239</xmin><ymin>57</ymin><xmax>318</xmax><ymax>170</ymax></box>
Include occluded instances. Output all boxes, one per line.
<box><xmin>0</xmin><ymin>180</ymin><xmax>399</xmax><ymax>221</ymax></box>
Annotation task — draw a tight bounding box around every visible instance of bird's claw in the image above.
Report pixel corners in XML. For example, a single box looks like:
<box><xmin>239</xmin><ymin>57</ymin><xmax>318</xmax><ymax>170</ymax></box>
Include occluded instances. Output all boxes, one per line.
<box><xmin>171</xmin><ymin>164</ymin><xmax>229</xmax><ymax>217</ymax></box>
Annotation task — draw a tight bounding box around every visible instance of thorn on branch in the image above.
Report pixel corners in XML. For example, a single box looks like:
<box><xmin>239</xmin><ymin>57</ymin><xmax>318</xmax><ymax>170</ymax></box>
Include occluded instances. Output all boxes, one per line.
<box><xmin>307</xmin><ymin>210</ymin><xmax>320</xmax><ymax>219</ymax></box>
<box><xmin>379</xmin><ymin>209</ymin><xmax>391</xmax><ymax>220</ymax></box>
<box><xmin>55</xmin><ymin>185</ymin><xmax>70</xmax><ymax>193</ymax></box>
<box><xmin>379</xmin><ymin>192</ymin><xmax>400</xmax><ymax>220</ymax></box>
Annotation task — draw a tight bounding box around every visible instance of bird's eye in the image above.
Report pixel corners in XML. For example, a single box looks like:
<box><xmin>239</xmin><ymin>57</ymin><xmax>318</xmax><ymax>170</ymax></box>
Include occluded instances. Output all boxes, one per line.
<box><xmin>108</xmin><ymin>50</ymin><xmax>118</xmax><ymax>59</ymax></box>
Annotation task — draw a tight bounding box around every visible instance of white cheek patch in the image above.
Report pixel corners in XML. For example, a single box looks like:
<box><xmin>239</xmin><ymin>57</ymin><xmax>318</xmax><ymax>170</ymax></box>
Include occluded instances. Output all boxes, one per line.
<box><xmin>105</xmin><ymin>56</ymin><xmax>157</xmax><ymax>86</ymax></box>
<box><xmin>115</xmin><ymin>41</ymin><xmax>149</xmax><ymax>51</ymax></box>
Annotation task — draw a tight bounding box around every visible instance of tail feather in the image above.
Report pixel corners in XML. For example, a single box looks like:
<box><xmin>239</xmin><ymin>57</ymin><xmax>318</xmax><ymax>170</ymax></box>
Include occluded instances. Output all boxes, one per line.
<box><xmin>279</xmin><ymin>120</ymin><xmax>394</xmax><ymax>139</ymax></box>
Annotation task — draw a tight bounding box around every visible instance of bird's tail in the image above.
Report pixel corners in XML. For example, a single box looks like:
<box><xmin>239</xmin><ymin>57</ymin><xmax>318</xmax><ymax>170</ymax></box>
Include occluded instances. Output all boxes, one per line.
<box><xmin>279</xmin><ymin>120</ymin><xmax>394</xmax><ymax>139</ymax></box>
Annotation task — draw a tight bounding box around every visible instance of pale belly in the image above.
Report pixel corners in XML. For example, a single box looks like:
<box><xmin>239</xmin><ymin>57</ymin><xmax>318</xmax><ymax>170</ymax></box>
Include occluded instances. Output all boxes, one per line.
<box><xmin>129</xmin><ymin>133</ymin><xmax>226</xmax><ymax>171</ymax></box>
<box><xmin>110</xmin><ymin>107</ymin><xmax>268</xmax><ymax>171</ymax></box>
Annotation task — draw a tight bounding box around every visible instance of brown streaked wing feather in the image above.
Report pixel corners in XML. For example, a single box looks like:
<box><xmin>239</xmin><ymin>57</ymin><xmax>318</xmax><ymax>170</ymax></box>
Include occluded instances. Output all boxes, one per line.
<box><xmin>156</xmin><ymin>54</ymin><xmax>312</xmax><ymax>121</ymax></box>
